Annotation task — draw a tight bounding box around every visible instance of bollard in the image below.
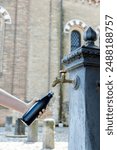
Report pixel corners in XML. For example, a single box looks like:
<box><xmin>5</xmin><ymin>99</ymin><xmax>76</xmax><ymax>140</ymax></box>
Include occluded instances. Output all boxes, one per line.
<box><xmin>27</xmin><ymin>119</ymin><xmax>38</xmax><ymax>142</ymax></box>
<box><xmin>43</xmin><ymin>118</ymin><xmax>55</xmax><ymax>149</ymax></box>
<box><xmin>15</xmin><ymin>118</ymin><xmax>25</xmax><ymax>135</ymax></box>
<box><xmin>5</xmin><ymin>118</ymin><xmax>27</xmax><ymax>138</ymax></box>
<box><xmin>5</xmin><ymin>116</ymin><xmax>13</xmax><ymax>132</ymax></box>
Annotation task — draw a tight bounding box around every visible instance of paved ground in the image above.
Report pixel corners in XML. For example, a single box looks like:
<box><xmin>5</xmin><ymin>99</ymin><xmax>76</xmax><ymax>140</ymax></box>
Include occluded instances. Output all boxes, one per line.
<box><xmin>0</xmin><ymin>142</ymin><xmax>68</xmax><ymax>150</ymax></box>
<box><xmin>0</xmin><ymin>127</ymin><xmax>68</xmax><ymax>150</ymax></box>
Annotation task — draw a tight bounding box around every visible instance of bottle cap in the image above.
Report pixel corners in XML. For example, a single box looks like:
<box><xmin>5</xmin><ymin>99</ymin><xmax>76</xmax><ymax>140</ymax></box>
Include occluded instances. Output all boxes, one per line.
<box><xmin>49</xmin><ymin>91</ymin><xmax>54</xmax><ymax>96</ymax></box>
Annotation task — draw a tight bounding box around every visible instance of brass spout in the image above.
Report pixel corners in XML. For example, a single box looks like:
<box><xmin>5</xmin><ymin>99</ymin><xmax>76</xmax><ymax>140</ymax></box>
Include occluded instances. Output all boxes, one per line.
<box><xmin>52</xmin><ymin>77</ymin><xmax>61</xmax><ymax>87</ymax></box>
<box><xmin>52</xmin><ymin>70</ymin><xmax>74</xmax><ymax>87</ymax></box>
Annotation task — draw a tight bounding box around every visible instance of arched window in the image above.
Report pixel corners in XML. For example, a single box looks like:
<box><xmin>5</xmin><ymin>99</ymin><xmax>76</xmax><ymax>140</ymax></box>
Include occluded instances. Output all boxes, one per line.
<box><xmin>71</xmin><ymin>30</ymin><xmax>81</xmax><ymax>51</ymax></box>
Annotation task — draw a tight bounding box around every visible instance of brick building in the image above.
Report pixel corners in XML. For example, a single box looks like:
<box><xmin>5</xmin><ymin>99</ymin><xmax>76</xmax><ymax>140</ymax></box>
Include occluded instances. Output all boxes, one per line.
<box><xmin>0</xmin><ymin>0</ymin><xmax>100</xmax><ymax>126</ymax></box>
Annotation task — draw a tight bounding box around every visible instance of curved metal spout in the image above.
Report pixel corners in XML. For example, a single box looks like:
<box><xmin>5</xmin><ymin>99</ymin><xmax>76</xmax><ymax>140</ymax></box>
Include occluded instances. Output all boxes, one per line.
<box><xmin>52</xmin><ymin>77</ymin><xmax>61</xmax><ymax>87</ymax></box>
<box><xmin>52</xmin><ymin>70</ymin><xmax>74</xmax><ymax>87</ymax></box>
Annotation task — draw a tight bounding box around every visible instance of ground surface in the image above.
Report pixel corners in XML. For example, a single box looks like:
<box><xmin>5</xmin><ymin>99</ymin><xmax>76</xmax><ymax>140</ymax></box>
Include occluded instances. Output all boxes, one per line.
<box><xmin>0</xmin><ymin>127</ymin><xmax>68</xmax><ymax>150</ymax></box>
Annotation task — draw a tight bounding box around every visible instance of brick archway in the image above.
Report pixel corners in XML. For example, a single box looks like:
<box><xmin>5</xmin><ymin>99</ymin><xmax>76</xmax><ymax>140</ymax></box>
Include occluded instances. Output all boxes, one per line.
<box><xmin>64</xmin><ymin>19</ymin><xmax>88</xmax><ymax>33</ymax></box>
<box><xmin>0</xmin><ymin>6</ymin><xmax>11</xmax><ymax>24</ymax></box>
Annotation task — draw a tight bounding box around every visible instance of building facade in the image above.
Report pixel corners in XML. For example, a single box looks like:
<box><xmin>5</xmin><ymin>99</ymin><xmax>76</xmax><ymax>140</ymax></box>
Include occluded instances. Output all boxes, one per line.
<box><xmin>0</xmin><ymin>0</ymin><xmax>99</xmax><ymax>125</ymax></box>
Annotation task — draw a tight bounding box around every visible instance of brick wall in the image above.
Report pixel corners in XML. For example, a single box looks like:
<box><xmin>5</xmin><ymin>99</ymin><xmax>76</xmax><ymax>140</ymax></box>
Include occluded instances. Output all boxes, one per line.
<box><xmin>0</xmin><ymin>0</ymin><xmax>29</xmax><ymax>125</ymax></box>
<box><xmin>0</xmin><ymin>0</ymin><xmax>100</xmax><ymax>125</ymax></box>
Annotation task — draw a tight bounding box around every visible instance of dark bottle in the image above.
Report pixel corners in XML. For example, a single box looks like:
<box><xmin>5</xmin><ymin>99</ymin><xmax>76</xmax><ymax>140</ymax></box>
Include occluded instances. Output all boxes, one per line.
<box><xmin>21</xmin><ymin>91</ymin><xmax>54</xmax><ymax>126</ymax></box>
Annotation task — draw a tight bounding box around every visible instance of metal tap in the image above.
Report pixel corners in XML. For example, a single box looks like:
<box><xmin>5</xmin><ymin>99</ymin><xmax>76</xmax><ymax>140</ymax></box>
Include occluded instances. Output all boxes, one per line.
<box><xmin>52</xmin><ymin>70</ymin><xmax>74</xmax><ymax>87</ymax></box>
